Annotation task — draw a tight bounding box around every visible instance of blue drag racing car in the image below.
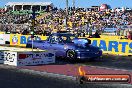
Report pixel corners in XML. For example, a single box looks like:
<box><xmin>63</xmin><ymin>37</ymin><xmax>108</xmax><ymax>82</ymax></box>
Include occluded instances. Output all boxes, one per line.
<box><xmin>26</xmin><ymin>33</ymin><xmax>102</xmax><ymax>60</ymax></box>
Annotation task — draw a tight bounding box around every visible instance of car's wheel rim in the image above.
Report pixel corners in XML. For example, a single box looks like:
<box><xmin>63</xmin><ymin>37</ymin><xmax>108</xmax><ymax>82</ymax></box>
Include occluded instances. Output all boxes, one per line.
<box><xmin>67</xmin><ymin>50</ymin><xmax>76</xmax><ymax>59</ymax></box>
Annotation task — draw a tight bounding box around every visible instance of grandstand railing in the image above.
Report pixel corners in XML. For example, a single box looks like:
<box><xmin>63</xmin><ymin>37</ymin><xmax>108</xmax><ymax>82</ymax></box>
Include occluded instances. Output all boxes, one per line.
<box><xmin>0</xmin><ymin>24</ymin><xmax>29</xmax><ymax>32</ymax></box>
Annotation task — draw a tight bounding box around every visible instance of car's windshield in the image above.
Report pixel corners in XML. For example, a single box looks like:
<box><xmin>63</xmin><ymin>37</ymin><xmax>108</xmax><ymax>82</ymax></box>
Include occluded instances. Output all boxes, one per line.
<box><xmin>48</xmin><ymin>33</ymin><xmax>77</xmax><ymax>43</ymax></box>
<box><xmin>60</xmin><ymin>35</ymin><xmax>76</xmax><ymax>43</ymax></box>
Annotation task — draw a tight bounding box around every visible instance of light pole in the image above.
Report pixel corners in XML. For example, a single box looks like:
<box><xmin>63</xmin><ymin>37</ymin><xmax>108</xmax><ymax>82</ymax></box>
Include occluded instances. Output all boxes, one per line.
<box><xmin>31</xmin><ymin>9</ymin><xmax>35</xmax><ymax>51</ymax></box>
<box><xmin>66</xmin><ymin>0</ymin><xmax>68</xmax><ymax>30</ymax></box>
<box><xmin>72</xmin><ymin>0</ymin><xmax>75</xmax><ymax>13</ymax></box>
<box><xmin>72</xmin><ymin>0</ymin><xmax>75</xmax><ymax>8</ymax></box>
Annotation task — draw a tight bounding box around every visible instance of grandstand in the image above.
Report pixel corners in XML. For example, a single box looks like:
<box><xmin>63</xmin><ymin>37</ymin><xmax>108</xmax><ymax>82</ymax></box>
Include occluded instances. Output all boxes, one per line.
<box><xmin>5</xmin><ymin>2</ymin><xmax>53</xmax><ymax>12</ymax></box>
<box><xmin>0</xmin><ymin>1</ymin><xmax>131</xmax><ymax>37</ymax></box>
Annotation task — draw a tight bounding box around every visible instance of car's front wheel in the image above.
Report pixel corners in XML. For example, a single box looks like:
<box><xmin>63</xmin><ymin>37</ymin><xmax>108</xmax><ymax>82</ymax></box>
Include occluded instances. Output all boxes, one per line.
<box><xmin>66</xmin><ymin>49</ymin><xmax>77</xmax><ymax>60</ymax></box>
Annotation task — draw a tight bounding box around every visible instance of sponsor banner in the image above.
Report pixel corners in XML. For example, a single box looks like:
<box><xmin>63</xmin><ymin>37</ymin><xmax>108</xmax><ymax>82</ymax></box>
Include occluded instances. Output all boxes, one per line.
<box><xmin>10</xmin><ymin>34</ymin><xmax>48</xmax><ymax>46</ymax></box>
<box><xmin>3</xmin><ymin>34</ymin><xmax>10</xmax><ymax>42</ymax></box>
<box><xmin>9</xmin><ymin>34</ymin><xmax>132</xmax><ymax>55</ymax></box>
<box><xmin>84</xmin><ymin>35</ymin><xmax>124</xmax><ymax>40</ymax></box>
<box><xmin>99</xmin><ymin>35</ymin><xmax>121</xmax><ymax>39</ymax></box>
<box><xmin>3</xmin><ymin>51</ymin><xmax>55</xmax><ymax>66</ymax></box>
<box><xmin>90</xmin><ymin>38</ymin><xmax>132</xmax><ymax>55</ymax></box>
<box><xmin>4</xmin><ymin>51</ymin><xmax>17</xmax><ymax>66</ymax></box>
<box><xmin>0</xmin><ymin>46</ymin><xmax>12</xmax><ymax>62</ymax></box>
<box><xmin>0</xmin><ymin>34</ymin><xmax>5</xmax><ymax>44</ymax></box>
<box><xmin>0</xmin><ymin>34</ymin><xmax>10</xmax><ymax>44</ymax></box>
<box><xmin>10</xmin><ymin>34</ymin><xmax>20</xmax><ymax>45</ymax></box>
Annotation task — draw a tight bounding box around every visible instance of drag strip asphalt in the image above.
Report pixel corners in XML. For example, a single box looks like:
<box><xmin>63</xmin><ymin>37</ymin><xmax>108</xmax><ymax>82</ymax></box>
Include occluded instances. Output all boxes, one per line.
<box><xmin>0</xmin><ymin>65</ymin><xmax>132</xmax><ymax>88</ymax></box>
<box><xmin>0</xmin><ymin>53</ymin><xmax>132</xmax><ymax>88</ymax></box>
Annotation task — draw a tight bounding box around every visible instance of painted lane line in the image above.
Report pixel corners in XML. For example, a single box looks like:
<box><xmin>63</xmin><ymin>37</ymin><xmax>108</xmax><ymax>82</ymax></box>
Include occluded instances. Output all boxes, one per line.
<box><xmin>18</xmin><ymin>68</ymin><xmax>77</xmax><ymax>81</ymax></box>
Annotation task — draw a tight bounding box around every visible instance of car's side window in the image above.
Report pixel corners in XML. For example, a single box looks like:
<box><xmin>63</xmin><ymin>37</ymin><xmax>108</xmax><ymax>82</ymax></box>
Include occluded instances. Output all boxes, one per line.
<box><xmin>61</xmin><ymin>36</ymin><xmax>72</xmax><ymax>43</ymax></box>
<box><xmin>50</xmin><ymin>36</ymin><xmax>58</xmax><ymax>44</ymax></box>
<box><xmin>58</xmin><ymin>37</ymin><xmax>63</xmax><ymax>43</ymax></box>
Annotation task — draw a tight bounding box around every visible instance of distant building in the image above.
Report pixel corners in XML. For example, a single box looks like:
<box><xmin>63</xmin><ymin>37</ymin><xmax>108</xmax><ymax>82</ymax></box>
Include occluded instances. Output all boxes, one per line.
<box><xmin>87</xmin><ymin>6</ymin><xmax>100</xmax><ymax>11</ymax></box>
<box><xmin>5</xmin><ymin>2</ymin><xmax>53</xmax><ymax>11</ymax></box>
<box><xmin>115</xmin><ymin>7</ymin><xmax>132</xmax><ymax>12</ymax></box>
<box><xmin>0</xmin><ymin>8</ymin><xmax>5</xmax><ymax>13</ymax></box>
<box><xmin>100</xmin><ymin>4</ymin><xmax>108</xmax><ymax>11</ymax></box>
<box><xmin>87</xmin><ymin>4</ymin><xmax>110</xmax><ymax>12</ymax></box>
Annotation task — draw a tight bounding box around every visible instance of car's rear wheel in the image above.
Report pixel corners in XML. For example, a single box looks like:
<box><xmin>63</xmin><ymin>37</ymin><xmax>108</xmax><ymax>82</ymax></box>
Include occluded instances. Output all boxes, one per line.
<box><xmin>66</xmin><ymin>49</ymin><xmax>77</xmax><ymax>61</ymax></box>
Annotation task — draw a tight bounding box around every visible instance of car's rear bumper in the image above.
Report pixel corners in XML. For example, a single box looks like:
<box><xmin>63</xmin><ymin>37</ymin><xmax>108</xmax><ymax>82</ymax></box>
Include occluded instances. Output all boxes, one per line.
<box><xmin>76</xmin><ymin>50</ymin><xmax>102</xmax><ymax>60</ymax></box>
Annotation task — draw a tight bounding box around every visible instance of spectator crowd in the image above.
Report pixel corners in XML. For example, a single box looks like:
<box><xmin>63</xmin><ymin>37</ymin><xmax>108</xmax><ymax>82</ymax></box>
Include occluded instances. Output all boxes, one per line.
<box><xmin>0</xmin><ymin>6</ymin><xmax>132</xmax><ymax>38</ymax></box>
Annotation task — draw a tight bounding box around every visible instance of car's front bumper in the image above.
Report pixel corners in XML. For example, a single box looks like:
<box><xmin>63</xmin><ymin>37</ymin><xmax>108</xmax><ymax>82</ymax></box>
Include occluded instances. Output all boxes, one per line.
<box><xmin>76</xmin><ymin>50</ymin><xmax>102</xmax><ymax>60</ymax></box>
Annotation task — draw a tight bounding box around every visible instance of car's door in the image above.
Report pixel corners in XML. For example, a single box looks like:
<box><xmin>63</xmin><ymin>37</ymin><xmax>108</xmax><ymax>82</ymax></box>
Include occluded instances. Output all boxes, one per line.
<box><xmin>49</xmin><ymin>35</ymin><xmax>66</xmax><ymax>56</ymax></box>
<box><xmin>49</xmin><ymin>35</ymin><xmax>61</xmax><ymax>50</ymax></box>
<box><xmin>42</xmin><ymin>35</ymin><xmax>52</xmax><ymax>50</ymax></box>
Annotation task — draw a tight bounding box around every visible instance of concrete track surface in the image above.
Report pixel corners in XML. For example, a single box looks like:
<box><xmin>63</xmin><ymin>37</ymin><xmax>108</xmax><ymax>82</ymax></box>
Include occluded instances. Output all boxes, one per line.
<box><xmin>0</xmin><ymin>46</ymin><xmax>132</xmax><ymax>88</ymax></box>
<box><xmin>0</xmin><ymin>65</ymin><xmax>132</xmax><ymax>88</ymax></box>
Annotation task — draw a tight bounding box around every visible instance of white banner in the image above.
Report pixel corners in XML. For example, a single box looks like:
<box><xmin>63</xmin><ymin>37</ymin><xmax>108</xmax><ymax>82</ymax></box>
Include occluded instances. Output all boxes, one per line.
<box><xmin>0</xmin><ymin>34</ymin><xmax>5</xmax><ymax>44</ymax></box>
<box><xmin>0</xmin><ymin>34</ymin><xmax>10</xmax><ymax>44</ymax></box>
<box><xmin>3</xmin><ymin>34</ymin><xmax>10</xmax><ymax>42</ymax></box>
<box><xmin>4</xmin><ymin>51</ymin><xmax>55</xmax><ymax>66</ymax></box>
<box><xmin>4</xmin><ymin>51</ymin><xmax>17</xmax><ymax>66</ymax></box>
